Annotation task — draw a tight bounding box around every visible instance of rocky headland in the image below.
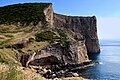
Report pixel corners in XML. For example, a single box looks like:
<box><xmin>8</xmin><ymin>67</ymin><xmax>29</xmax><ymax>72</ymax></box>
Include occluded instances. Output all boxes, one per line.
<box><xmin>0</xmin><ymin>3</ymin><xmax>100</xmax><ymax>80</ymax></box>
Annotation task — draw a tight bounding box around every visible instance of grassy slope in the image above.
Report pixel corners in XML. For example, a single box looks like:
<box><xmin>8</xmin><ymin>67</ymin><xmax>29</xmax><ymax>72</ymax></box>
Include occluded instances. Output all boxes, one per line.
<box><xmin>0</xmin><ymin>3</ymin><xmax>52</xmax><ymax>79</ymax></box>
<box><xmin>0</xmin><ymin>3</ymin><xmax>50</xmax><ymax>26</ymax></box>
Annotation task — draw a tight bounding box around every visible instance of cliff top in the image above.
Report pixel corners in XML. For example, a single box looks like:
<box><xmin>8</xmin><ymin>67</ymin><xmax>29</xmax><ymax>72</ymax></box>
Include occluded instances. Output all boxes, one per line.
<box><xmin>0</xmin><ymin>3</ymin><xmax>52</xmax><ymax>26</ymax></box>
<box><xmin>54</xmin><ymin>13</ymin><xmax>96</xmax><ymax>18</ymax></box>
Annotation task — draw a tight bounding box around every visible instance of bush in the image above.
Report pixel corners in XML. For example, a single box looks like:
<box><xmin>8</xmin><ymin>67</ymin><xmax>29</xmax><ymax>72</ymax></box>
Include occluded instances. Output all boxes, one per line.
<box><xmin>59</xmin><ymin>32</ymin><xmax>68</xmax><ymax>47</ymax></box>
<box><xmin>35</xmin><ymin>31</ymin><xmax>55</xmax><ymax>42</ymax></box>
<box><xmin>35</xmin><ymin>31</ymin><xmax>69</xmax><ymax>47</ymax></box>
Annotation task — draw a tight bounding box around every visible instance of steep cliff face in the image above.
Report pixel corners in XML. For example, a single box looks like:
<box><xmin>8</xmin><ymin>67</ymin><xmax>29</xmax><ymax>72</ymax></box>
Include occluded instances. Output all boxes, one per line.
<box><xmin>20</xmin><ymin>4</ymin><xmax>100</xmax><ymax>68</ymax></box>
<box><xmin>23</xmin><ymin>41</ymin><xmax>89</xmax><ymax>67</ymax></box>
<box><xmin>53</xmin><ymin>13</ymin><xmax>100</xmax><ymax>54</ymax></box>
<box><xmin>44</xmin><ymin>4</ymin><xmax>54</xmax><ymax>26</ymax></box>
<box><xmin>0</xmin><ymin>3</ymin><xmax>100</xmax><ymax>69</ymax></box>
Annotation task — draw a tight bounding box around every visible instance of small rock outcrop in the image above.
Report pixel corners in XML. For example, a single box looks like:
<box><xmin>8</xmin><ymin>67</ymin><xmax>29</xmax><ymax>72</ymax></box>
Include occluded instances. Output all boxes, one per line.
<box><xmin>44</xmin><ymin>4</ymin><xmax>54</xmax><ymax>26</ymax></box>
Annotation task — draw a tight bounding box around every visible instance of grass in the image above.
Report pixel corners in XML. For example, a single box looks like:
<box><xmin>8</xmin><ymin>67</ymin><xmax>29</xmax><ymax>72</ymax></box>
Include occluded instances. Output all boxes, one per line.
<box><xmin>0</xmin><ymin>48</ymin><xmax>23</xmax><ymax>80</ymax></box>
<box><xmin>35</xmin><ymin>31</ymin><xmax>57</xmax><ymax>42</ymax></box>
<box><xmin>22</xmin><ymin>41</ymin><xmax>49</xmax><ymax>54</ymax></box>
<box><xmin>4</xmin><ymin>34</ymin><xmax>14</xmax><ymax>38</ymax></box>
<box><xmin>0</xmin><ymin>48</ymin><xmax>22</xmax><ymax>65</ymax></box>
<box><xmin>0</xmin><ymin>64</ymin><xmax>23</xmax><ymax>80</ymax></box>
<box><xmin>0</xmin><ymin>59</ymin><xmax>8</xmax><ymax>64</ymax></box>
<box><xmin>0</xmin><ymin>32</ymin><xmax>31</xmax><ymax>48</ymax></box>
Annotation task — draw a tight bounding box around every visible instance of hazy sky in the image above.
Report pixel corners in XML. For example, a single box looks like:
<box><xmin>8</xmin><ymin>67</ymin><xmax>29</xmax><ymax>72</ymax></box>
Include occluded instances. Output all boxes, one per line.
<box><xmin>0</xmin><ymin>0</ymin><xmax>120</xmax><ymax>40</ymax></box>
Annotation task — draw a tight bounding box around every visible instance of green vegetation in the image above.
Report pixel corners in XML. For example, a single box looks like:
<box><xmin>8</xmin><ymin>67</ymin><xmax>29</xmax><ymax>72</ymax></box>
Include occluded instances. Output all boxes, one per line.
<box><xmin>35</xmin><ymin>31</ymin><xmax>56</xmax><ymax>42</ymax></box>
<box><xmin>0</xmin><ymin>39</ymin><xmax>11</xmax><ymax>48</ymax></box>
<box><xmin>0</xmin><ymin>50</ymin><xmax>23</xmax><ymax>80</ymax></box>
<box><xmin>35</xmin><ymin>31</ymin><xmax>69</xmax><ymax>47</ymax></box>
<box><xmin>21</xmin><ymin>41</ymin><xmax>49</xmax><ymax>54</ymax></box>
<box><xmin>59</xmin><ymin>32</ymin><xmax>68</xmax><ymax>47</ymax></box>
<box><xmin>0</xmin><ymin>3</ymin><xmax>50</xmax><ymax>26</ymax></box>
<box><xmin>0</xmin><ymin>59</ymin><xmax>8</xmax><ymax>64</ymax></box>
<box><xmin>4</xmin><ymin>34</ymin><xmax>14</xmax><ymax>38</ymax></box>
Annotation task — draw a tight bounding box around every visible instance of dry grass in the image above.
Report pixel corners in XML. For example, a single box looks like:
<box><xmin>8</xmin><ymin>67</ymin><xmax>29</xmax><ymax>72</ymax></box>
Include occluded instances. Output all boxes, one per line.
<box><xmin>0</xmin><ymin>64</ymin><xmax>46</xmax><ymax>80</ymax></box>
<box><xmin>22</xmin><ymin>41</ymin><xmax>49</xmax><ymax>54</ymax></box>
<box><xmin>0</xmin><ymin>48</ymin><xmax>19</xmax><ymax>64</ymax></box>
<box><xmin>0</xmin><ymin>31</ymin><xmax>34</xmax><ymax>48</ymax></box>
<box><xmin>0</xmin><ymin>64</ymin><xmax>23</xmax><ymax>80</ymax></box>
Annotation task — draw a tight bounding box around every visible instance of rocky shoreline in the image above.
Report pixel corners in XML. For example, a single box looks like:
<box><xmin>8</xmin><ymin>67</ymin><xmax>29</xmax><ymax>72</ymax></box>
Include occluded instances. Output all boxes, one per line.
<box><xmin>29</xmin><ymin>61</ymin><xmax>99</xmax><ymax>79</ymax></box>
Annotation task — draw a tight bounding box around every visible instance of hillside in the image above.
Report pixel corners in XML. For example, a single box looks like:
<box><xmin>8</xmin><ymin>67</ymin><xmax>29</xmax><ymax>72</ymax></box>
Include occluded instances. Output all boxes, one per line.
<box><xmin>0</xmin><ymin>3</ymin><xmax>51</xmax><ymax>26</ymax></box>
<box><xmin>0</xmin><ymin>3</ymin><xmax>100</xmax><ymax>80</ymax></box>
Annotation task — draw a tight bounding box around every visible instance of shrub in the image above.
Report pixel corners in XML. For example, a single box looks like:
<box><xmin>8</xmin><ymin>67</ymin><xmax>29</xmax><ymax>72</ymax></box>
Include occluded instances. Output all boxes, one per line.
<box><xmin>0</xmin><ymin>3</ymin><xmax>50</xmax><ymax>26</ymax></box>
<box><xmin>35</xmin><ymin>31</ymin><xmax>55</xmax><ymax>42</ymax></box>
<box><xmin>59</xmin><ymin>32</ymin><xmax>68</xmax><ymax>47</ymax></box>
<box><xmin>35</xmin><ymin>31</ymin><xmax>69</xmax><ymax>47</ymax></box>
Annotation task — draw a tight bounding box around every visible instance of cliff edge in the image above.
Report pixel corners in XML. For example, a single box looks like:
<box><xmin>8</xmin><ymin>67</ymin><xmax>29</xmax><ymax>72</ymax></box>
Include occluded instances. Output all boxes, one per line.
<box><xmin>54</xmin><ymin>13</ymin><xmax>100</xmax><ymax>54</ymax></box>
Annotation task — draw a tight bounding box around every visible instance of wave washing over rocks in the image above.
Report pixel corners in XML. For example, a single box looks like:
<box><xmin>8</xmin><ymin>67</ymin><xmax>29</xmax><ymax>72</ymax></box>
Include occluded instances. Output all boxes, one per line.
<box><xmin>28</xmin><ymin>61</ymin><xmax>99</xmax><ymax>79</ymax></box>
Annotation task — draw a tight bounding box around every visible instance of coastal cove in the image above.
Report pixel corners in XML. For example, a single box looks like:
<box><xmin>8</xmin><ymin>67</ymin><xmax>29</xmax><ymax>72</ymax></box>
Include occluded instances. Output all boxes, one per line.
<box><xmin>80</xmin><ymin>40</ymin><xmax>120</xmax><ymax>79</ymax></box>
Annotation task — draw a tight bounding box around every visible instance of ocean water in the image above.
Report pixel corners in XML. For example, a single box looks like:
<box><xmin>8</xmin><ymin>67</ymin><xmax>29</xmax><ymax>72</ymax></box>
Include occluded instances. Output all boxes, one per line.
<box><xmin>80</xmin><ymin>40</ymin><xmax>120</xmax><ymax>80</ymax></box>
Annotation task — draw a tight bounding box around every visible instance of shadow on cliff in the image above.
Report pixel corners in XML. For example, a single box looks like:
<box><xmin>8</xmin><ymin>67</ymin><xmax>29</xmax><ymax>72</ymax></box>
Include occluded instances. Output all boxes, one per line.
<box><xmin>88</xmin><ymin>52</ymin><xmax>100</xmax><ymax>61</ymax></box>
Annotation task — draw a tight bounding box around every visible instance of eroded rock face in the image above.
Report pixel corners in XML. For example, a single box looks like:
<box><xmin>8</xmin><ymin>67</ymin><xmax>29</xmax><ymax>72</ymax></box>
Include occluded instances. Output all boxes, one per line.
<box><xmin>23</xmin><ymin>40</ymin><xmax>89</xmax><ymax>68</ymax></box>
<box><xmin>44</xmin><ymin>4</ymin><xmax>54</xmax><ymax>27</ymax></box>
<box><xmin>68</xmin><ymin>41</ymin><xmax>89</xmax><ymax>64</ymax></box>
<box><xmin>19</xmin><ymin>4</ymin><xmax>100</xmax><ymax>68</ymax></box>
<box><xmin>53</xmin><ymin>13</ymin><xmax>100</xmax><ymax>53</ymax></box>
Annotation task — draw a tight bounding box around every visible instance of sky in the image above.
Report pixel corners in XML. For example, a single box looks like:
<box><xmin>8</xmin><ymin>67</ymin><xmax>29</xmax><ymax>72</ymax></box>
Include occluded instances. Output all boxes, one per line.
<box><xmin>0</xmin><ymin>0</ymin><xmax>120</xmax><ymax>40</ymax></box>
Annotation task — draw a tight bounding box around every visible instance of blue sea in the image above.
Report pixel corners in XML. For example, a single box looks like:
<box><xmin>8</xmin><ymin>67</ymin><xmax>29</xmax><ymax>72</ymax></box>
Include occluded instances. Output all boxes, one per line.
<box><xmin>80</xmin><ymin>40</ymin><xmax>120</xmax><ymax>80</ymax></box>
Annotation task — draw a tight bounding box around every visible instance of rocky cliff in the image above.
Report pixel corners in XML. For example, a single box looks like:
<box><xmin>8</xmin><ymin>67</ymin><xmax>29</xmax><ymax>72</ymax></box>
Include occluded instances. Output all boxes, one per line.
<box><xmin>44</xmin><ymin>4</ymin><xmax>100</xmax><ymax>54</ymax></box>
<box><xmin>0</xmin><ymin>3</ymin><xmax>100</xmax><ymax>70</ymax></box>
<box><xmin>22</xmin><ymin>41</ymin><xmax>89</xmax><ymax>68</ymax></box>
<box><xmin>53</xmin><ymin>13</ymin><xmax>100</xmax><ymax>54</ymax></box>
<box><xmin>21</xmin><ymin>4</ymin><xmax>100</xmax><ymax>68</ymax></box>
<box><xmin>44</xmin><ymin>3</ymin><xmax>54</xmax><ymax>26</ymax></box>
